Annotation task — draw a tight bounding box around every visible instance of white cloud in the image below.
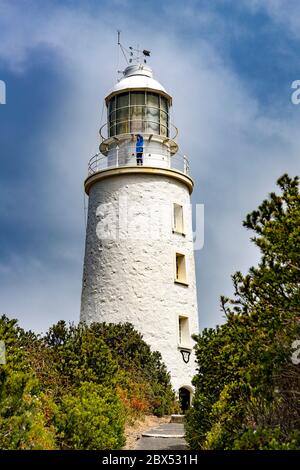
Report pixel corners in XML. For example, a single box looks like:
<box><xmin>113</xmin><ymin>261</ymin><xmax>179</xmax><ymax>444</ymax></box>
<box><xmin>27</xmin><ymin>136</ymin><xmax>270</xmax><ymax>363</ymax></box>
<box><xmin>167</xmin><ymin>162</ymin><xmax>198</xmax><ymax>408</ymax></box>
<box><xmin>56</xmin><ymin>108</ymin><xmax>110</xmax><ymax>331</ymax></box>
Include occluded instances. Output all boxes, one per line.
<box><xmin>239</xmin><ymin>0</ymin><xmax>300</xmax><ymax>39</ymax></box>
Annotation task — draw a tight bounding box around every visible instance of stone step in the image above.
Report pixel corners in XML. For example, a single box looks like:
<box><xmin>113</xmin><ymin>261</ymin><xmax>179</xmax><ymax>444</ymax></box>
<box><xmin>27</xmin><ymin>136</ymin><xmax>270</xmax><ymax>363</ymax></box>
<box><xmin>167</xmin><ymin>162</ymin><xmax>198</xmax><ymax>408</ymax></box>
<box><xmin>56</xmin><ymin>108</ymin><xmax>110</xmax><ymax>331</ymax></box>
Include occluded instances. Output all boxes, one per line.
<box><xmin>142</xmin><ymin>433</ymin><xmax>185</xmax><ymax>438</ymax></box>
<box><xmin>170</xmin><ymin>414</ymin><xmax>185</xmax><ymax>424</ymax></box>
<box><xmin>136</xmin><ymin>421</ymin><xmax>187</xmax><ymax>450</ymax></box>
<box><xmin>142</xmin><ymin>423</ymin><xmax>185</xmax><ymax>439</ymax></box>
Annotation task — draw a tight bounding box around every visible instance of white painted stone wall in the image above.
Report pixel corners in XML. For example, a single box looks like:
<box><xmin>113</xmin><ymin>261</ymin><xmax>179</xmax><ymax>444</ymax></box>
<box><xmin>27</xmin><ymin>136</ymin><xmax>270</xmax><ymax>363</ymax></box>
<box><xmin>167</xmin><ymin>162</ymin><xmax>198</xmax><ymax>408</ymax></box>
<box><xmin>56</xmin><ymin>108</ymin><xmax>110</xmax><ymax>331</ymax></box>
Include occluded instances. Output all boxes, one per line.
<box><xmin>80</xmin><ymin>171</ymin><xmax>199</xmax><ymax>393</ymax></box>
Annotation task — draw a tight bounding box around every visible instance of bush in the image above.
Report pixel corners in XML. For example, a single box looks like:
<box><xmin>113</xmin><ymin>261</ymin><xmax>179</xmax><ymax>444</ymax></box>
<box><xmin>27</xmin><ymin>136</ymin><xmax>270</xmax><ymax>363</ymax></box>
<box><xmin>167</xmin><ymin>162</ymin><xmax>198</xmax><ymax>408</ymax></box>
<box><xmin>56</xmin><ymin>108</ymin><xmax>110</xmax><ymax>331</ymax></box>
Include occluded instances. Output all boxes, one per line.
<box><xmin>55</xmin><ymin>383</ymin><xmax>125</xmax><ymax>450</ymax></box>
<box><xmin>77</xmin><ymin>322</ymin><xmax>176</xmax><ymax>417</ymax></box>
<box><xmin>186</xmin><ymin>175</ymin><xmax>300</xmax><ymax>450</ymax></box>
<box><xmin>0</xmin><ymin>316</ymin><xmax>56</xmax><ymax>449</ymax></box>
<box><xmin>0</xmin><ymin>315</ymin><xmax>176</xmax><ymax>449</ymax></box>
<box><xmin>233</xmin><ymin>428</ymin><xmax>300</xmax><ymax>450</ymax></box>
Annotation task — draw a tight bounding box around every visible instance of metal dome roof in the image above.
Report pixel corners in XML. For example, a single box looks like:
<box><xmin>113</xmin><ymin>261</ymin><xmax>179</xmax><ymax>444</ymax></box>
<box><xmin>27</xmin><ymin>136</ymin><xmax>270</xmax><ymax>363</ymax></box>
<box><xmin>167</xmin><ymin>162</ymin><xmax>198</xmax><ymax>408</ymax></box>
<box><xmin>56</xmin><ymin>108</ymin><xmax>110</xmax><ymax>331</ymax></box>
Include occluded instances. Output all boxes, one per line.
<box><xmin>105</xmin><ymin>64</ymin><xmax>172</xmax><ymax>103</ymax></box>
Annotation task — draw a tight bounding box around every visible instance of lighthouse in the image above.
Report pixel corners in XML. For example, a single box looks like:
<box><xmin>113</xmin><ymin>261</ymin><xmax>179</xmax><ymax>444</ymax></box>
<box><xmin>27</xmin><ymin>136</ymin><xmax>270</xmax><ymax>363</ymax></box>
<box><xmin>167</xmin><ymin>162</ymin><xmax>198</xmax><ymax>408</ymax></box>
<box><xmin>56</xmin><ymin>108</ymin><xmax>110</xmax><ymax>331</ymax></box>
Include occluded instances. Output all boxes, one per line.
<box><xmin>80</xmin><ymin>46</ymin><xmax>199</xmax><ymax>406</ymax></box>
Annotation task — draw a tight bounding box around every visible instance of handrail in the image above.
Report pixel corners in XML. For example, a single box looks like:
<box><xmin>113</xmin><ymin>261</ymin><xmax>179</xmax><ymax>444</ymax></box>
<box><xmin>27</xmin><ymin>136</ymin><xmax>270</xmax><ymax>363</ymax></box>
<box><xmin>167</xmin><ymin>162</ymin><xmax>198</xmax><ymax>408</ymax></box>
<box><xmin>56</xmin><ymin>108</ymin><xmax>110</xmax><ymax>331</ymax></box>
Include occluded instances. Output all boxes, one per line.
<box><xmin>99</xmin><ymin>123</ymin><xmax>107</xmax><ymax>140</ymax></box>
<box><xmin>109</xmin><ymin>118</ymin><xmax>169</xmax><ymax>135</ymax></box>
<box><xmin>99</xmin><ymin>121</ymin><xmax>178</xmax><ymax>141</ymax></box>
<box><xmin>87</xmin><ymin>147</ymin><xmax>190</xmax><ymax>177</ymax></box>
<box><xmin>108</xmin><ymin>104</ymin><xmax>169</xmax><ymax>118</ymax></box>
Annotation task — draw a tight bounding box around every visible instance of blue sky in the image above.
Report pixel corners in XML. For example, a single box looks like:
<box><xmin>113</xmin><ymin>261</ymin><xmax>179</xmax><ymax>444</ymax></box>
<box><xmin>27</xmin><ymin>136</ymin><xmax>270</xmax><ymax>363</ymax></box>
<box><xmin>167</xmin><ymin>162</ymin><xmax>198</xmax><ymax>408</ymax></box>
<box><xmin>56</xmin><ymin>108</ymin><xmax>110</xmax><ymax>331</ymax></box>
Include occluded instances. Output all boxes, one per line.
<box><xmin>0</xmin><ymin>0</ymin><xmax>299</xmax><ymax>333</ymax></box>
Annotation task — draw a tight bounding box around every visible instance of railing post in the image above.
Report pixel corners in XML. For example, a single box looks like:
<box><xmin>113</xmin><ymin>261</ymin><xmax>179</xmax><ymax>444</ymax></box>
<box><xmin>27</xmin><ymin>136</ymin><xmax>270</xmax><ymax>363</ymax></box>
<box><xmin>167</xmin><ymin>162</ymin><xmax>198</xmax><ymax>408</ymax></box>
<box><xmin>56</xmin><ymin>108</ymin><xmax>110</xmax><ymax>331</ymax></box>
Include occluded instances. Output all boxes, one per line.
<box><xmin>183</xmin><ymin>155</ymin><xmax>187</xmax><ymax>174</ymax></box>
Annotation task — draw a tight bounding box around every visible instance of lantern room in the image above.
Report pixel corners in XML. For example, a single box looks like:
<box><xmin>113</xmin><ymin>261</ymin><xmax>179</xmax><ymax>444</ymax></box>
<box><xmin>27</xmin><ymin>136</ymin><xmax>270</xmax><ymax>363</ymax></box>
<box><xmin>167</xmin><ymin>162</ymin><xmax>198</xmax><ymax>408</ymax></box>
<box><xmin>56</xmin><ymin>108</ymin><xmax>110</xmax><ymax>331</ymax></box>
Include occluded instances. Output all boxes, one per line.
<box><xmin>105</xmin><ymin>64</ymin><xmax>171</xmax><ymax>139</ymax></box>
<box><xmin>107</xmin><ymin>90</ymin><xmax>169</xmax><ymax>137</ymax></box>
<box><xmin>95</xmin><ymin>62</ymin><xmax>187</xmax><ymax>173</ymax></box>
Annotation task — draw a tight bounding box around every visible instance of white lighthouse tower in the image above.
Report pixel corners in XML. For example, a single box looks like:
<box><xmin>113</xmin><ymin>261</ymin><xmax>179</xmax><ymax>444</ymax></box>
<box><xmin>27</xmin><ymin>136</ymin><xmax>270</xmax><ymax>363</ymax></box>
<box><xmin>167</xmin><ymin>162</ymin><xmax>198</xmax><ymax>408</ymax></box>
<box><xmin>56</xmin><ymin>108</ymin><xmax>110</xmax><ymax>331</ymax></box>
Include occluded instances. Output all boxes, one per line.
<box><xmin>80</xmin><ymin>45</ymin><xmax>199</xmax><ymax>406</ymax></box>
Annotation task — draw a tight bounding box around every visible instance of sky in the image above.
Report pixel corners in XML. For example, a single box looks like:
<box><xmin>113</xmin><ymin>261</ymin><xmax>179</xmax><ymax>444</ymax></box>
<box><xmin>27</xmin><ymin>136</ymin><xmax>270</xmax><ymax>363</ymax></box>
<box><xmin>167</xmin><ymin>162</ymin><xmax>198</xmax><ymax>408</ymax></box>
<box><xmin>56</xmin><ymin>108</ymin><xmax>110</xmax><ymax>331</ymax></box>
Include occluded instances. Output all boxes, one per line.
<box><xmin>0</xmin><ymin>0</ymin><xmax>299</xmax><ymax>334</ymax></box>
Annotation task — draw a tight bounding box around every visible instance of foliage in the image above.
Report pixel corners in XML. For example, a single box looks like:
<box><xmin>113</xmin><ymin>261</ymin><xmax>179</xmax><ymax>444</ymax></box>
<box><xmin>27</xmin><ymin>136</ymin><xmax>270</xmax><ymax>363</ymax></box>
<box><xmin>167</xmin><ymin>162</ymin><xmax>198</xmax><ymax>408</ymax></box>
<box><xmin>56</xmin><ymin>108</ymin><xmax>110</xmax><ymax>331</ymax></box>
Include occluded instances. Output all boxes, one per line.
<box><xmin>232</xmin><ymin>427</ymin><xmax>300</xmax><ymax>450</ymax></box>
<box><xmin>54</xmin><ymin>382</ymin><xmax>125</xmax><ymax>450</ymax></box>
<box><xmin>0</xmin><ymin>316</ymin><xmax>56</xmax><ymax>449</ymax></box>
<box><xmin>44</xmin><ymin>321</ymin><xmax>119</xmax><ymax>389</ymax></box>
<box><xmin>84</xmin><ymin>322</ymin><xmax>176</xmax><ymax>417</ymax></box>
<box><xmin>186</xmin><ymin>174</ymin><xmax>300</xmax><ymax>450</ymax></box>
<box><xmin>0</xmin><ymin>316</ymin><xmax>176</xmax><ymax>449</ymax></box>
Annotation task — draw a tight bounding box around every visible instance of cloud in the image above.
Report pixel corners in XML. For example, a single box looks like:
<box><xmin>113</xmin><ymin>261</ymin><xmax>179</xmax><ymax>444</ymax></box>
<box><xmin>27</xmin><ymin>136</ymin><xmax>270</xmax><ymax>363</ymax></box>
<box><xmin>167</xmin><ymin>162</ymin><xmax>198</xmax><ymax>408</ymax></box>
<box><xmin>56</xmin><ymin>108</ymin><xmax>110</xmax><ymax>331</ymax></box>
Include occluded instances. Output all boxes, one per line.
<box><xmin>0</xmin><ymin>0</ymin><xmax>299</xmax><ymax>333</ymax></box>
<box><xmin>239</xmin><ymin>0</ymin><xmax>300</xmax><ymax>39</ymax></box>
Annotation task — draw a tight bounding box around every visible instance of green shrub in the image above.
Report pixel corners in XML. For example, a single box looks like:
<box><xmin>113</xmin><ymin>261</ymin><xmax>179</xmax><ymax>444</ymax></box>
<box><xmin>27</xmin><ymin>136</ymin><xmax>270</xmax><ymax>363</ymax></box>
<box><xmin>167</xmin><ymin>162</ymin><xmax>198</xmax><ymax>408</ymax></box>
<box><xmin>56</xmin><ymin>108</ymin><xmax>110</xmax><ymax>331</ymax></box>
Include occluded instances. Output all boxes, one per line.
<box><xmin>0</xmin><ymin>316</ymin><xmax>56</xmax><ymax>449</ymax></box>
<box><xmin>78</xmin><ymin>322</ymin><xmax>176</xmax><ymax>417</ymax></box>
<box><xmin>0</xmin><ymin>315</ymin><xmax>176</xmax><ymax>449</ymax></box>
<box><xmin>54</xmin><ymin>382</ymin><xmax>125</xmax><ymax>450</ymax></box>
<box><xmin>186</xmin><ymin>175</ymin><xmax>300</xmax><ymax>450</ymax></box>
<box><xmin>233</xmin><ymin>427</ymin><xmax>300</xmax><ymax>450</ymax></box>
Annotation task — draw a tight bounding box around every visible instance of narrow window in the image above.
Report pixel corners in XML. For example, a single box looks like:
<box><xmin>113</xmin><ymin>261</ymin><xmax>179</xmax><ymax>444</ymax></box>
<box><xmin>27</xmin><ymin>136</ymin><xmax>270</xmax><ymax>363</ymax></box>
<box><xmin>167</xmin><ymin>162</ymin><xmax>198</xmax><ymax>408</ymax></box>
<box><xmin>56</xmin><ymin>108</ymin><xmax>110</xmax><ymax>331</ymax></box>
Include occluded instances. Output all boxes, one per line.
<box><xmin>178</xmin><ymin>316</ymin><xmax>190</xmax><ymax>346</ymax></box>
<box><xmin>175</xmin><ymin>253</ymin><xmax>187</xmax><ymax>284</ymax></box>
<box><xmin>173</xmin><ymin>203</ymin><xmax>184</xmax><ymax>234</ymax></box>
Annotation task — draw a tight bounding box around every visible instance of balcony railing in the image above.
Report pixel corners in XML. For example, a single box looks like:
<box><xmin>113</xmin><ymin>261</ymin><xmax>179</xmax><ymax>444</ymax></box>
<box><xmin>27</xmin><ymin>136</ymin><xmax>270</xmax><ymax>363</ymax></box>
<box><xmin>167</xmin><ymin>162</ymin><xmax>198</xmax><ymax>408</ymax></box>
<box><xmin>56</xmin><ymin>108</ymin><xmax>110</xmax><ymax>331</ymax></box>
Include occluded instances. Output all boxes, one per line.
<box><xmin>87</xmin><ymin>145</ymin><xmax>190</xmax><ymax>177</ymax></box>
<box><xmin>99</xmin><ymin>120</ymin><xmax>178</xmax><ymax>141</ymax></box>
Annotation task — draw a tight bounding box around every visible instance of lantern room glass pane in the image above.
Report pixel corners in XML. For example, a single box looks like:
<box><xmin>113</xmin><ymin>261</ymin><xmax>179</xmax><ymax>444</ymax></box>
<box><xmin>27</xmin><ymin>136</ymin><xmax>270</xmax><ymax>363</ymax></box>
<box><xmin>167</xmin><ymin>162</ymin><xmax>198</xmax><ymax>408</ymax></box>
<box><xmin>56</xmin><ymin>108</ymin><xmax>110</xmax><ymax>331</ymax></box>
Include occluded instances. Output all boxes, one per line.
<box><xmin>160</xmin><ymin>96</ymin><xmax>169</xmax><ymax>136</ymax></box>
<box><xmin>146</xmin><ymin>92</ymin><xmax>159</xmax><ymax>134</ymax></box>
<box><xmin>130</xmin><ymin>91</ymin><xmax>145</xmax><ymax>133</ymax></box>
<box><xmin>108</xmin><ymin>96</ymin><xmax>116</xmax><ymax>115</ymax></box>
<box><xmin>130</xmin><ymin>91</ymin><xmax>145</xmax><ymax>105</ymax></box>
<box><xmin>108</xmin><ymin>97</ymin><xmax>116</xmax><ymax>137</ymax></box>
<box><xmin>160</xmin><ymin>96</ymin><xmax>168</xmax><ymax>112</ymax></box>
<box><xmin>109</xmin><ymin>126</ymin><xmax>115</xmax><ymax>136</ymax></box>
<box><xmin>160</xmin><ymin>110</ymin><xmax>168</xmax><ymax>136</ymax></box>
<box><xmin>116</xmin><ymin>93</ymin><xmax>129</xmax><ymax>109</ymax></box>
<box><xmin>116</xmin><ymin>93</ymin><xmax>129</xmax><ymax>134</ymax></box>
<box><xmin>147</xmin><ymin>92</ymin><xmax>159</xmax><ymax>107</ymax></box>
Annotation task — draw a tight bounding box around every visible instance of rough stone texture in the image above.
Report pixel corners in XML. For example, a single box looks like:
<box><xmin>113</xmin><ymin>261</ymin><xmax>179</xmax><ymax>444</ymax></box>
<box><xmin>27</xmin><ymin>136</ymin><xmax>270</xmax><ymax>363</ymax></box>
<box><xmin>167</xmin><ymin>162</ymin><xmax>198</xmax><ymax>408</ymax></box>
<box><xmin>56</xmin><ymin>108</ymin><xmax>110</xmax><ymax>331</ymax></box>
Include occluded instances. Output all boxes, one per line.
<box><xmin>80</xmin><ymin>171</ymin><xmax>199</xmax><ymax>392</ymax></box>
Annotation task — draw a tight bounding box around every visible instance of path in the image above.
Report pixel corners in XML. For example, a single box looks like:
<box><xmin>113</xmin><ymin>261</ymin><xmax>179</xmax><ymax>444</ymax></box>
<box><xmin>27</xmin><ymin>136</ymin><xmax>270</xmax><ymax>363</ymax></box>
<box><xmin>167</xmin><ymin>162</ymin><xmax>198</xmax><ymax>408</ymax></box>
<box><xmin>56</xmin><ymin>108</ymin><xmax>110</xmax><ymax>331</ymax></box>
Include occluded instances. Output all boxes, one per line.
<box><xmin>134</xmin><ymin>421</ymin><xmax>187</xmax><ymax>450</ymax></box>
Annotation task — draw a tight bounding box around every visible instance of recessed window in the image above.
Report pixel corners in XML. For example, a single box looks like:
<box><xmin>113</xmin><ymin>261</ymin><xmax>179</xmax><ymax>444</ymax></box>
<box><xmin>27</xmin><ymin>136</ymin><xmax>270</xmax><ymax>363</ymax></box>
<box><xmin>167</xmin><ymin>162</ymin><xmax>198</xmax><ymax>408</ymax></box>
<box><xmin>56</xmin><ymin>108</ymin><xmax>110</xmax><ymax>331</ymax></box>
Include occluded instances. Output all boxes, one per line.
<box><xmin>178</xmin><ymin>316</ymin><xmax>190</xmax><ymax>347</ymax></box>
<box><xmin>173</xmin><ymin>203</ymin><xmax>184</xmax><ymax>234</ymax></box>
<box><xmin>175</xmin><ymin>252</ymin><xmax>187</xmax><ymax>284</ymax></box>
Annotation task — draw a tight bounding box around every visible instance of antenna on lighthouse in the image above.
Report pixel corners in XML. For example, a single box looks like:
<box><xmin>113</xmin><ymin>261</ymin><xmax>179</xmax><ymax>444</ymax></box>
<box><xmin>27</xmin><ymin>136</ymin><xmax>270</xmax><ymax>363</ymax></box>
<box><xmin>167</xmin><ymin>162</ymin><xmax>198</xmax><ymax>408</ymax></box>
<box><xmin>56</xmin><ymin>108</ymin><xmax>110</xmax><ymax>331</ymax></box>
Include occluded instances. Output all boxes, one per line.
<box><xmin>117</xmin><ymin>31</ymin><xmax>151</xmax><ymax>70</ymax></box>
<box><xmin>117</xmin><ymin>30</ymin><xmax>129</xmax><ymax>67</ymax></box>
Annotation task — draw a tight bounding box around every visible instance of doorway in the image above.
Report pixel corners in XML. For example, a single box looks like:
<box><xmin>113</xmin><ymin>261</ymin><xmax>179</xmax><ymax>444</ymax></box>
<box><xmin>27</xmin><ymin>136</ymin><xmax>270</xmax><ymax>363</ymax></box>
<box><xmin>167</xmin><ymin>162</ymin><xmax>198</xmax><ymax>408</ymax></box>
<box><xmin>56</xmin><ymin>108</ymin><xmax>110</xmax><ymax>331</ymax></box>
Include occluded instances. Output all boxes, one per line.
<box><xmin>179</xmin><ymin>387</ymin><xmax>191</xmax><ymax>413</ymax></box>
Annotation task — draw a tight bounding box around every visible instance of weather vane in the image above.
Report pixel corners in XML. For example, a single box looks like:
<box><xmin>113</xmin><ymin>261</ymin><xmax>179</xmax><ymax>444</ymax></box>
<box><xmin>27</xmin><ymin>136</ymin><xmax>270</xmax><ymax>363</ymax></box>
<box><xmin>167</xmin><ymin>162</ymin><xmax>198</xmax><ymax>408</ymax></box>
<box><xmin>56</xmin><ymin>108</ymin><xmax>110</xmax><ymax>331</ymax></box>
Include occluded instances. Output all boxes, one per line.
<box><xmin>117</xmin><ymin>30</ymin><xmax>151</xmax><ymax>68</ymax></box>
